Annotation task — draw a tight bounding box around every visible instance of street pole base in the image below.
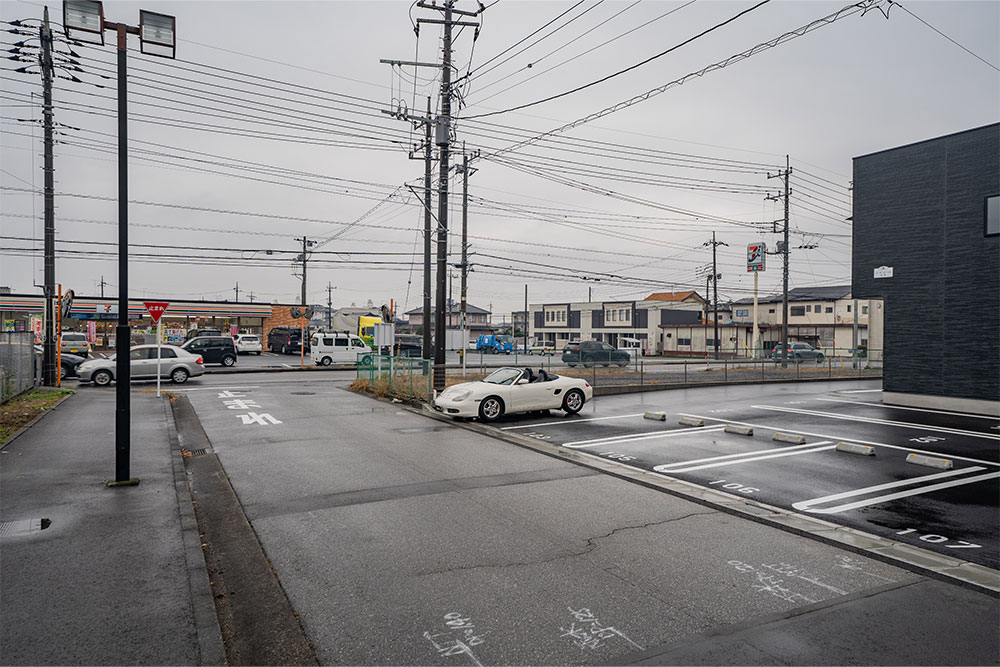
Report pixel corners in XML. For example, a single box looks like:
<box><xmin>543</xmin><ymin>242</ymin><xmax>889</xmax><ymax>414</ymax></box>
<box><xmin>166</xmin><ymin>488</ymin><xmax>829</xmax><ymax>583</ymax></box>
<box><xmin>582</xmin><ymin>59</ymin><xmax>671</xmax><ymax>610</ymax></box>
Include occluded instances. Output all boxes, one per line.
<box><xmin>106</xmin><ymin>478</ymin><xmax>141</xmax><ymax>488</ymax></box>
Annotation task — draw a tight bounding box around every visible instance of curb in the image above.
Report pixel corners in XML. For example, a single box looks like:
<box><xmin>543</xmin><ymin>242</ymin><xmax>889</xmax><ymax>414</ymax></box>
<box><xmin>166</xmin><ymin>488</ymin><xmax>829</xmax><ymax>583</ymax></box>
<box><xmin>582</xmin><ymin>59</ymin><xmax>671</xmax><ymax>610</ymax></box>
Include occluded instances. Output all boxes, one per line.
<box><xmin>162</xmin><ymin>395</ymin><xmax>226</xmax><ymax>666</ymax></box>
<box><xmin>405</xmin><ymin>402</ymin><xmax>999</xmax><ymax>596</ymax></box>
<box><xmin>1</xmin><ymin>390</ymin><xmax>75</xmax><ymax>450</ymax></box>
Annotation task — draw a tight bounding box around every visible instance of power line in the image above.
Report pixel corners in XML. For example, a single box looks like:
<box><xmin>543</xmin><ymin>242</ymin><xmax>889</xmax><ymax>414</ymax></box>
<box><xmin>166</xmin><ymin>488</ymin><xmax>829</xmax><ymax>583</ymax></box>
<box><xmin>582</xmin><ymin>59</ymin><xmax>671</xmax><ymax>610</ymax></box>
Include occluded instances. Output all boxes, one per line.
<box><xmin>462</xmin><ymin>0</ymin><xmax>772</xmax><ymax>119</ymax></box>
<box><xmin>889</xmin><ymin>0</ymin><xmax>999</xmax><ymax>72</ymax></box>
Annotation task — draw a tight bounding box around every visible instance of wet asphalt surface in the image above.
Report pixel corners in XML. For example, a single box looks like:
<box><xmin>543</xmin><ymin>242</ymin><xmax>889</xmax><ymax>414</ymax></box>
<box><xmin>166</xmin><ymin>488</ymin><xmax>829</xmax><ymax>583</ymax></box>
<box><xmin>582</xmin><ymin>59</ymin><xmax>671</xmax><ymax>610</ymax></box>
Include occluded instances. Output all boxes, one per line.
<box><xmin>479</xmin><ymin>381</ymin><xmax>1000</xmax><ymax>570</ymax></box>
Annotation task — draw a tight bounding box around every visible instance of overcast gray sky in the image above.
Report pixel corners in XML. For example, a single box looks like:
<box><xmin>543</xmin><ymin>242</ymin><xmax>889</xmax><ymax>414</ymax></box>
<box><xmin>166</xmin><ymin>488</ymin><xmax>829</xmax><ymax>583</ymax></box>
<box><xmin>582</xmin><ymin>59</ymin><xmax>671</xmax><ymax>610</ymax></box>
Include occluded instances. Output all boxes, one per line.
<box><xmin>2</xmin><ymin>0</ymin><xmax>997</xmax><ymax>317</ymax></box>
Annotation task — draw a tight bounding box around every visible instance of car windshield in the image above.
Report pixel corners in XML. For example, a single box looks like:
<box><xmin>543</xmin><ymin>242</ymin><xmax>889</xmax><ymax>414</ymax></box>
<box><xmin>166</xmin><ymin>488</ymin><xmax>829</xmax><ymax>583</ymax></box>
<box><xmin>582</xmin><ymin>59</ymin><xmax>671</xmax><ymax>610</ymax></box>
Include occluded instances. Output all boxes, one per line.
<box><xmin>483</xmin><ymin>368</ymin><xmax>521</xmax><ymax>385</ymax></box>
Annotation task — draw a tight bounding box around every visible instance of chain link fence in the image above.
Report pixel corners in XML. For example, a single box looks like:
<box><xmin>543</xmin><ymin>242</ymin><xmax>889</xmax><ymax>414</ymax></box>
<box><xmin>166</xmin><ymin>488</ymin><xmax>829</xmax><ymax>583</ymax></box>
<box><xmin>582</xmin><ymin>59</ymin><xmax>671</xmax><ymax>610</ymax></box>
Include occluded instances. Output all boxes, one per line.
<box><xmin>1</xmin><ymin>332</ymin><xmax>38</xmax><ymax>403</ymax></box>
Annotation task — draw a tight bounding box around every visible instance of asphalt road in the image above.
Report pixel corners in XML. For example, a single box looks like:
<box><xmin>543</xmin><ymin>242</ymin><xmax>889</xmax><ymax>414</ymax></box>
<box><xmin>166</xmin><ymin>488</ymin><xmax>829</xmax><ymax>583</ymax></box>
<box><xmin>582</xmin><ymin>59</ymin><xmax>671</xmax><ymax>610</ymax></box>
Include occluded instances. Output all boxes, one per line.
<box><xmin>475</xmin><ymin>381</ymin><xmax>1000</xmax><ymax>571</ymax></box>
<box><xmin>162</xmin><ymin>372</ymin><xmax>997</xmax><ymax>665</ymax></box>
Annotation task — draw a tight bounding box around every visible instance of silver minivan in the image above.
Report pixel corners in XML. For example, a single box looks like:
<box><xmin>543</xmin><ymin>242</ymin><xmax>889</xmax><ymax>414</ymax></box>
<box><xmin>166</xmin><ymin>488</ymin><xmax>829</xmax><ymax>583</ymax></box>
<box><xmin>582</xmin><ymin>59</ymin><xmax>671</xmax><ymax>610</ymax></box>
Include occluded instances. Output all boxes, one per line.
<box><xmin>310</xmin><ymin>332</ymin><xmax>371</xmax><ymax>366</ymax></box>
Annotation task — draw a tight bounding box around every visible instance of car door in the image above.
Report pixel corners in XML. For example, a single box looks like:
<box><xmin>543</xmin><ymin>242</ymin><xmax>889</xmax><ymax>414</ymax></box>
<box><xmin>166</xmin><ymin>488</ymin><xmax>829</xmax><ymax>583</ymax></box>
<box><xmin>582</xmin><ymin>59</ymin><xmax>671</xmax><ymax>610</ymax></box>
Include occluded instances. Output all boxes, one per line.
<box><xmin>129</xmin><ymin>348</ymin><xmax>155</xmax><ymax>379</ymax></box>
<box><xmin>330</xmin><ymin>336</ymin><xmax>351</xmax><ymax>363</ymax></box>
<box><xmin>508</xmin><ymin>370</ymin><xmax>550</xmax><ymax>412</ymax></box>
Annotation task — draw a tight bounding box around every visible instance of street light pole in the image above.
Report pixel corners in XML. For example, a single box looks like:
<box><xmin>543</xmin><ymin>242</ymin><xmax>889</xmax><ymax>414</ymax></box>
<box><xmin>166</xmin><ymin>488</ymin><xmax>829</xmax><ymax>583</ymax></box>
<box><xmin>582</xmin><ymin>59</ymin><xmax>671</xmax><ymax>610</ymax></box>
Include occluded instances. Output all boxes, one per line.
<box><xmin>63</xmin><ymin>0</ymin><xmax>177</xmax><ymax>487</ymax></box>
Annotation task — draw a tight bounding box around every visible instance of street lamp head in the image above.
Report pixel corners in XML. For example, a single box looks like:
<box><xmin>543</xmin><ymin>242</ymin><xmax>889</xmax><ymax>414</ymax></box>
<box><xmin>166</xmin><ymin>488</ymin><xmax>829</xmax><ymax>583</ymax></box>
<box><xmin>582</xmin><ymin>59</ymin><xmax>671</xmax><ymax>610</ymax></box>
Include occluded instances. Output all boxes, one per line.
<box><xmin>139</xmin><ymin>10</ymin><xmax>176</xmax><ymax>58</ymax></box>
<box><xmin>62</xmin><ymin>0</ymin><xmax>104</xmax><ymax>45</ymax></box>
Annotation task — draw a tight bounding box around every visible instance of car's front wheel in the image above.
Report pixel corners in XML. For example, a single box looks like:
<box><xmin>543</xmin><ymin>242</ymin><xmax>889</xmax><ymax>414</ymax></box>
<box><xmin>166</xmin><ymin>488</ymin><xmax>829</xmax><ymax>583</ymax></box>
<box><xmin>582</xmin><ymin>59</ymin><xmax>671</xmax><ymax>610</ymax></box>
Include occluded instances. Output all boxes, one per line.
<box><xmin>93</xmin><ymin>369</ymin><xmax>112</xmax><ymax>386</ymax></box>
<box><xmin>816</xmin><ymin>353</ymin><xmax>825</xmax><ymax>364</ymax></box>
<box><xmin>222</xmin><ymin>355</ymin><xmax>236</xmax><ymax>367</ymax></box>
<box><xmin>171</xmin><ymin>368</ymin><xmax>190</xmax><ymax>384</ymax></box>
<box><xmin>616</xmin><ymin>359</ymin><xmax>628</xmax><ymax>367</ymax></box>
<box><xmin>582</xmin><ymin>356</ymin><xmax>595</xmax><ymax>368</ymax></box>
<box><xmin>59</xmin><ymin>365</ymin><xmax>67</xmax><ymax>380</ymax></box>
<box><xmin>478</xmin><ymin>396</ymin><xmax>504</xmax><ymax>422</ymax></box>
<box><xmin>562</xmin><ymin>389</ymin><xmax>585</xmax><ymax>415</ymax></box>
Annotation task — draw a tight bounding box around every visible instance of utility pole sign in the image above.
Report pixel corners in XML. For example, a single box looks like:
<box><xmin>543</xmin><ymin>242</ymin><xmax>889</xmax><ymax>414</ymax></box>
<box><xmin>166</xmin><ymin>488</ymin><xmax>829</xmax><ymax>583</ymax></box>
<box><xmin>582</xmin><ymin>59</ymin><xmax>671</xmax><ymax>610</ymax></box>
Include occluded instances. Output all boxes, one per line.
<box><xmin>747</xmin><ymin>243</ymin><xmax>766</xmax><ymax>272</ymax></box>
<box><xmin>144</xmin><ymin>301</ymin><xmax>169</xmax><ymax>396</ymax></box>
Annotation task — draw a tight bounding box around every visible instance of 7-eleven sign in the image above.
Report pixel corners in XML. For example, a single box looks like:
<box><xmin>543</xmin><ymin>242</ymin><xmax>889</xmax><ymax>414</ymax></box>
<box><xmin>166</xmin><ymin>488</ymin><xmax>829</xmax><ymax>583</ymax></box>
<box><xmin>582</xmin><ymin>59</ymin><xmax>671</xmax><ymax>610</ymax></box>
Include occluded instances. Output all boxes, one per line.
<box><xmin>143</xmin><ymin>301</ymin><xmax>170</xmax><ymax>323</ymax></box>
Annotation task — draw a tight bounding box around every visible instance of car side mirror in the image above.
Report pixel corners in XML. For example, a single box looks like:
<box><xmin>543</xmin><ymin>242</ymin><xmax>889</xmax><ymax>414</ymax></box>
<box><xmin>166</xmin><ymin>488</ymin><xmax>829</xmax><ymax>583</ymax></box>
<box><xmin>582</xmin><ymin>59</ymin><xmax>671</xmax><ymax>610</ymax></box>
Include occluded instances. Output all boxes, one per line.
<box><xmin>516</xmin><ymin>378</ymin><xmax>529</xmax><ymax>385</ymax></box>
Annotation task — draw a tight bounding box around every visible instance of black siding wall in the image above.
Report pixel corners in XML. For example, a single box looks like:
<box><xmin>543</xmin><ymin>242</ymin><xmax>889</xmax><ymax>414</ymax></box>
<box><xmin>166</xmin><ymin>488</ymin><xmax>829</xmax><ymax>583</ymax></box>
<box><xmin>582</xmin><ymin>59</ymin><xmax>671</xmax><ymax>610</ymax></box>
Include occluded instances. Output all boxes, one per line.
<box><xmin>852</xmin><ymin>124</ymin><xmax>999</xmax><ymax>403</ymax></box>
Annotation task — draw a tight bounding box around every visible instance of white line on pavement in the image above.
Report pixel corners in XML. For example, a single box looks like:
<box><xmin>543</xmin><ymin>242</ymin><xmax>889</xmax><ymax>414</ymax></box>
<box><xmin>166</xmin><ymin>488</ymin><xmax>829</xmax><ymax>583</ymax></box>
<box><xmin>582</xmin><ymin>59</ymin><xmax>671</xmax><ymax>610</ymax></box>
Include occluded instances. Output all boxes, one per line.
<box><xmin>839</xmin><ymin>389</ymin><xmax>883</xmax><ymax>394</ymax></box>
<box><xmin>171</xmin><ymin>385</ymin><xmax>261</xmax><ymax>392</ymax></box>
<box><xmin>753</xmin><ymin>404</ymin><xmax>1000</xmax><ymax>440</ymax></box>
<box><xmin>793</xmin><ymin>469</ymin><xmax>999</xmax><ymax>514</ymax></box>
<box><xmin>817</xmin><ymin>397</ymin><xmax>1000</xmax><ymax>421</ymax></box>
<box><xmin>501</xmin><ymin>413</ymin><xmax>646</xmax><ymax>430</ymax></box>
<box><xmin>564</xmin><ymin>424</ymin><xmax>727</xmax><ymax>449</ymax></box>
<box><xmin>677</xmin><ymin>413</ymin><xmax>1000</xmax><ymax>467</ymax></box>
<box><xmin>654</xmin><ymin>442</ymin><xmax>834</xmax><ymax>473</ymax></box>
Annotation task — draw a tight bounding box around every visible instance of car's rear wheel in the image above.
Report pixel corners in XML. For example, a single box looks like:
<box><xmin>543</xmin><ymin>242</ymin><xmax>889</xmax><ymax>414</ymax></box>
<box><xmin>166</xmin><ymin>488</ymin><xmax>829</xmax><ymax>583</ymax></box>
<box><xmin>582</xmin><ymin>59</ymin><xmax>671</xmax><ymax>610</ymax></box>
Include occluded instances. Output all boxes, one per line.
<box><xmin>281</xmin><ymin>345</ymin><xmax>288</xmax><ymax>355</ymax></box>
<box><xmin>222</xmin><ymin>355</ymin><xmax>236</xmax><ymax>367</ymax></box>
<box><xmin>478</xmin><ymin>396</ymin><xmax>504</xmax><ymax>422</ymax></box>
<box><xmin>359</xmin><ymin>354</ymin><xmax>373</xmax><ymax>367</ymax></box>
<box><xmin>562</xmin><ymin>389</ymin><xmax>585</xmax><ymax>415</ymax></box>
<box><xmin>567</xmin><ymin>362</ymin><xmax>577</xmax><ymax>368</ymax></box>
<box><xmin>93</xmin><ymin>369</ymin><xmax>112</xmax><ymax>386</ymax></box>
<box><xmin>171</xmin><ymin>368</ymin><xmax>190</xmax><ymax>384</ymax></box>
<box><xmin>256</xmin><ymin>351</ymin><xmax>261</xmax><ymax>355</ymax></box>
<box><xmin>320</xmin><ymin>356</ymin><xmax>332</xmax><ymax>366</ymax></box>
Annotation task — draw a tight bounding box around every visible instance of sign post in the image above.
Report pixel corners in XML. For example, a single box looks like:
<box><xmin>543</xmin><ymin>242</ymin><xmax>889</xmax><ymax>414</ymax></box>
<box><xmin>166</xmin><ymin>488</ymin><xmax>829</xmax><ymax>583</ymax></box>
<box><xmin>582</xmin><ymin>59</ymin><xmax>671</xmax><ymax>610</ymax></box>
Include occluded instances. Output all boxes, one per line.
<box><xmin>144</xmin><ymin>301</ymin><xmax>169</xmax><ymax>396</ymax></box>
<box><xmin>747</xmin><ymin>243</ymin><xmax>766</xmax><ymax>358</ymax></box>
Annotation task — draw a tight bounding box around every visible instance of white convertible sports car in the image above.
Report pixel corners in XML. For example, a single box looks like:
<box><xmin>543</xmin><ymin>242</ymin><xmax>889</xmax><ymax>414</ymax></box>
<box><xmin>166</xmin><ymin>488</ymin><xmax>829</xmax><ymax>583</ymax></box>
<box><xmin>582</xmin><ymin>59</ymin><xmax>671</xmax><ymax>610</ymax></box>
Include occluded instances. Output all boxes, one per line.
<box><xmin>435</xmin><ymin>367</ymin><xmax>593</xmax><ymax>422</ymax></box>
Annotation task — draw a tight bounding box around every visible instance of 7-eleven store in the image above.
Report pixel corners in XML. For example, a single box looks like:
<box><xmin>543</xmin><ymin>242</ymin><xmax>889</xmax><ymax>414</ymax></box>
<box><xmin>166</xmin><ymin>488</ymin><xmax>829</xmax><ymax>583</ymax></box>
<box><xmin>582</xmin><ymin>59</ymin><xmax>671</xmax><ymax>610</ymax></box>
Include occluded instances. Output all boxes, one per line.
<box><xmin>1</xmin><ymin>294</ymin><xmax>279</xmax><ymax>348</ymax></box>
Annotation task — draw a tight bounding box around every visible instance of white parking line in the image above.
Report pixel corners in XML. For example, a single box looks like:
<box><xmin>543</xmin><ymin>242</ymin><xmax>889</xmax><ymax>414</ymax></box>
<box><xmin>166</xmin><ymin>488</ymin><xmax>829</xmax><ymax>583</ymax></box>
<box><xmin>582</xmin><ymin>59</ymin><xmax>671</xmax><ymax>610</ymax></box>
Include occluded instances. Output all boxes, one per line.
<box><xmin>501</xmin><ymin>413</ymin><xmax>646</xmax><ymax>430</ymax></box>
<box><xmin>653</xmin><ymin>442</ymin><xmax>834</xmax><ymax>473</ymax></box>
<box><xmin>793</xmin><ymin>468</ymin><xmax>999</xmax><ymax>514</ymax></box>
<box><xmin>753</xmin><ymin>404</ymin><xmax>1000</xmax><ymax>440</ymax></box>
<box><xmin>677</xmin><ymin>413</ymin><xmax>1000</xmax><ymax>468</ymax></box>
<box><xmin>565</xmin><ymin>424</ymin><xmax>727</xmax><ymax>449</ymax></box>
<box><xmin>817</xmin><ymin>397</ymin><xmax>1000</xmax><ymax>421</ymax></box>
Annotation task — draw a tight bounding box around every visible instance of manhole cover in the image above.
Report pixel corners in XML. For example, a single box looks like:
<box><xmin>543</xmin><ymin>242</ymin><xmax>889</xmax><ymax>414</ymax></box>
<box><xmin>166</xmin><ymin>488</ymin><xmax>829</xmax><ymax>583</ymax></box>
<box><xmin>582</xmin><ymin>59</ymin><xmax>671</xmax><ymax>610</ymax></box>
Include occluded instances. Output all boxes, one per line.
<box><xmin>290</xmin><ymin>391</ymin><xmax>315</xmax><ymax>395</ymax></box>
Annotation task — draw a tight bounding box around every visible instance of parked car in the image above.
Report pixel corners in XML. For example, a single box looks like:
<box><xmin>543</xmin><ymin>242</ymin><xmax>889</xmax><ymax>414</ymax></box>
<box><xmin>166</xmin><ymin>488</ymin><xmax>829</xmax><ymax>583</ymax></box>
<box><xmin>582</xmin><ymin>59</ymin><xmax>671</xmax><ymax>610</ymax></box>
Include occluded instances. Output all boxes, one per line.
<box><xmin>435</xmin><ymin>366</ymin><xmax>593</xmax><ymax>422</ymax></box>
<box><xmin>59</xmin><ymin>331</ymin><xmax>91</xmax><ymax>356</ymax></box>
<box><xmin>268</xmin><ymin>326</ymin><xmax>309</xmax><ymax>354</ymax></box>
<box><xmin>393</xmin><ymin>342</ymin><xmax>423</xmax><ymax>358</ymax></box>
<box><xmin>233</xmin><ymin>333</ymin><xmax>263</xmax><ymax>355</ymax></box>
<box><xmin>562</xmin><ymin>340</ymin><xmax>630</xmax><ymax>367</ymax></box>
<box><xmin>310</xmin><ymin>332</ymin><xmax>372</xmax><ymax>366</ymax></box>
<box><xmin>770</xmin><ymin>342</ymin><xmax>825</xmax><ymax>363</ymax></box>
<box><xmin>185</xmin><ymin>328</ymin><xmax>222</xmax><ymax>341</ymax></box>
<box><xmin>76</xmin><ymin>345</ymin><xmax>204</xmax><ymax>385</ymax></box>
<box><xmin>530</xmin><ymin>341</ymin><xmax>556</xmax><ymax>355</ymax></box>
<box><xmin>34</xmin><ymin>345</ymin><xmax>86</xmax><ymax>379</ymax></box>
<box><xmin>181</xmin><ymin>336</ymin><xmax>238</xmax><ymax>366</ymax></box>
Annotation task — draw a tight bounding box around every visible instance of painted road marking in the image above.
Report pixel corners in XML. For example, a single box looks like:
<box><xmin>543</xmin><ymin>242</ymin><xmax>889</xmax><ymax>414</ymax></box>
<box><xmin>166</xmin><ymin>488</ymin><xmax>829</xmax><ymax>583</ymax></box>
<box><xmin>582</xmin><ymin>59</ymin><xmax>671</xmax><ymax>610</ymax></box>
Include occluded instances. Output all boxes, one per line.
<box><xmin>171</xmin><ymin>385</ymin><xmax>261</xmax><ymax>392</ymax></box>
<box><xmin>753</xmin><ymin>405</ymin><xmax>1000</xmax><ymax>441</ymax></box>
<box><xmin>653</xmin><ymin>442</ymin><xmax>834</xmax><ymax>473</ymax></box>
<box><xmin>564</xmin><ymin>425</ymin><xmax>727</xmax><ymax>449</ymax></box>
<box><xmin>500</xmin><ymin>413</ymin><xmax>646</xmax><ymax>430</ymax></box>
<box><xmin>840</xmin><ymin>389</ymin><xmax>882</xmax><ymax>394</ymax></box>
<box><xmin>677</xmin><ymin>413</ymin><xmax>1000</xmax><ymax>468</ymax></box>
<box><xmin>817</xmin><ymin>397</ymin><xmax>1000</xmax><ymax>422</ymax></box>
<box><xmin>793</xmin><ymin>469</ymin><xmax>1000</xmax><ymax>514</ymax></box>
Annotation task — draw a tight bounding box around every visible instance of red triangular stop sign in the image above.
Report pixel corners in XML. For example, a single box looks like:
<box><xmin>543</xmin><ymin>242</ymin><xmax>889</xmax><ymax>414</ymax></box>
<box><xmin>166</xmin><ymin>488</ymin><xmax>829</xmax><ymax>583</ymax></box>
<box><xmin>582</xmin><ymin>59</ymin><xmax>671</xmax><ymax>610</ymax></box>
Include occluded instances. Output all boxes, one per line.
<box><xmin>144</xmin><ymin>301</ymin><xmax>169</xmax><ymax>323</ymax></box>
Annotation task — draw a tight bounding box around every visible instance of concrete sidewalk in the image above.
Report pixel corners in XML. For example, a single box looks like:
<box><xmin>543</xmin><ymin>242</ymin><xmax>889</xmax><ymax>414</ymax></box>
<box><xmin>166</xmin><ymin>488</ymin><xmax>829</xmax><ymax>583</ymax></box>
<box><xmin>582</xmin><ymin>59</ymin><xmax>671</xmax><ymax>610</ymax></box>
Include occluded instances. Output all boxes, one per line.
<box><xmin>0</xmin><ymin>390</ymin><xmax>222</xmax><ymax>666</ymax></box>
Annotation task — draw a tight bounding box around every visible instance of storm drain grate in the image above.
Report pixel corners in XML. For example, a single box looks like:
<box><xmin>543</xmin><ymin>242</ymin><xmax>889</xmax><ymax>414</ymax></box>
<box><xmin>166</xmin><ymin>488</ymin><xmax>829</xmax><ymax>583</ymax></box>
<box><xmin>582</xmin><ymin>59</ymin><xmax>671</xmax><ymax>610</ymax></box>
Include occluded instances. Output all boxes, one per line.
<box><xmin>182</xmin><ymin>448</ymin><xmax>211</xmax><ymax>457</ymax></box>
<box><xmin>190</xmin><ymin>448</ymin><xmax>211</xmax><ymax>457</ymax></box>
<box><xmin>0</xmin><ymin>518</ymin><xmax>49</xmax><ymax>537</ymax></box>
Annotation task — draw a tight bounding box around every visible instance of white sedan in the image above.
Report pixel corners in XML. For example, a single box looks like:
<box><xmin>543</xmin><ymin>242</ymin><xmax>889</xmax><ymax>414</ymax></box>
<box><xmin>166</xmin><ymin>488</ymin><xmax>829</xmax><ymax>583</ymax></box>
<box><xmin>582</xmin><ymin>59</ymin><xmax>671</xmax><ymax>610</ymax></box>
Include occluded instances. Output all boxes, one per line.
<box><xmin>435</xmin><ymin>367</ymin><xmax>592</xmax><ymax>422</ymax></box>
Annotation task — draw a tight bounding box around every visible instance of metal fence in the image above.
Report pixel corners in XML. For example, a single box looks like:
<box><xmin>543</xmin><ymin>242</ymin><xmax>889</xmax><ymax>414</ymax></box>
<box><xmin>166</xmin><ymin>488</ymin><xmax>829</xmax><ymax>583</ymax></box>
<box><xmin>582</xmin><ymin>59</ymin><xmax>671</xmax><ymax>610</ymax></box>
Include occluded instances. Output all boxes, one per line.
<box><xmin>356</xmin><ymin>353</ymin><xmax>432</xmax><ymax>400</ymax></box>
<box><xmin>443</xmin><ymin>347</ymin><xmax>883</xmax><ymax>390</ymax></box>
<box><xmin>1</xmin><ymin>332</ymin><xmax>37</xmax><ymax>404</ymax></box>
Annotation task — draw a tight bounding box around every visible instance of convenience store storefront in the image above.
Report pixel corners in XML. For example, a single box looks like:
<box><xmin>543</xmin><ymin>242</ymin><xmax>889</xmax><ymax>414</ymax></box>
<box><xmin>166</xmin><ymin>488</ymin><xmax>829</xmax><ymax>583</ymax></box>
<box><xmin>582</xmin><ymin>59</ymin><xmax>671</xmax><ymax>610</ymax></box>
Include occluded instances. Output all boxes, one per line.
<box><xmin>1</xmin><ymin>294</ymin><xmax>274</xmax><ymax>347</ymax></box>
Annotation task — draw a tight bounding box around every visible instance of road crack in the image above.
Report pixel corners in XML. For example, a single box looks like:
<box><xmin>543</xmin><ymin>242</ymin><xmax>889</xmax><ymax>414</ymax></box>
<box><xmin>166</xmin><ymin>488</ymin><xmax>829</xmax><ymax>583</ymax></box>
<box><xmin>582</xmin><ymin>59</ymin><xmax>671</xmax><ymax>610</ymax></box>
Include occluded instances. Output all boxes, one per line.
<box><xmin>414</xmin><ymin>510</ymin><xmax>715</xmax><ymax>577</ymax></box>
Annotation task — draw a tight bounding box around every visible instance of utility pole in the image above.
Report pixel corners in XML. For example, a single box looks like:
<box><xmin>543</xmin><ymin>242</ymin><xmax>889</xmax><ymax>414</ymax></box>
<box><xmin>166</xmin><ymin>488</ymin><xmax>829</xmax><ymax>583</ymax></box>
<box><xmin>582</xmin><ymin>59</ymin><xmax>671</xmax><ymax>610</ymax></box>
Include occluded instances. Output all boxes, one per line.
<box><xmin>767</xmin><ymin>156</ymin><xmax>792</xmax><ymax>367</ymax></box>
<box><xmin>327</xmin><ymin>282</ymin><xmax>334</xmax><ymax>330</ymax></box>
<box><xmin>702</xmin><ymin>232</ymin><xmax>728</xmax><ymax>360</ymax></box>
<box><xmin>458</xmin><ymin>148</ymin><xmax>478</xmax><ymax>371</ymax></box>
<box><xmin>294</xmin><ymin>236</ymin><xmax>314</xmax><ymax>306</ymax></box>
<box><xmin>40</xmin><ymin>7</ymin><xmax>57</xmax><ymax>387</ymax></box>
<box><xmin>248</xmin><ymin>292</ymin><xmax>256</xmax><ymax>303</ymax></box>
<box><xmin>233</xmin><ymin>281</ymin><xmax>239</xmax><ymax>303</ymax></box>
<box><xmin>523</xmin><ymin>285</ymin><xmax>528</xmax><ymax>353</ymax></box>
<box><xmin>423</xmin><ymin>97</ymin><xmax>433</xmax><ymax>362</ymax></box>
<box><xmin>99</xmin><ymin>276</ymin><xmax>107</xmax><ymax>298</ymax></box>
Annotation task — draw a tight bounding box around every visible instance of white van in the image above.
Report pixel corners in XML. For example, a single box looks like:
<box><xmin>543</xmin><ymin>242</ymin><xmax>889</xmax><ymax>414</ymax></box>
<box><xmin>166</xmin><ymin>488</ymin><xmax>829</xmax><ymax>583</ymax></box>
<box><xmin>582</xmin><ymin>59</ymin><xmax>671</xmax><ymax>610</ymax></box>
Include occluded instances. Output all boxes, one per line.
<box><xmin>310</xmin><ymin>332</ymin><xmax>371</xmax><ymax>366</ymax></box>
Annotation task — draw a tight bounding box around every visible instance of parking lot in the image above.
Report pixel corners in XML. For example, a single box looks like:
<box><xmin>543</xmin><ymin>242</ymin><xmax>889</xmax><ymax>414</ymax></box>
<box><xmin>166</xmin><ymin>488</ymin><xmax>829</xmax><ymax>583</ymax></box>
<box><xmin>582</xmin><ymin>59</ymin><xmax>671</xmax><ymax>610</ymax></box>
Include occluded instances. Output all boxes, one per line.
<box><xmin>478</xmin><ymin>380</ymin><xmax>1000</xmax><ymax>571</ymax></box>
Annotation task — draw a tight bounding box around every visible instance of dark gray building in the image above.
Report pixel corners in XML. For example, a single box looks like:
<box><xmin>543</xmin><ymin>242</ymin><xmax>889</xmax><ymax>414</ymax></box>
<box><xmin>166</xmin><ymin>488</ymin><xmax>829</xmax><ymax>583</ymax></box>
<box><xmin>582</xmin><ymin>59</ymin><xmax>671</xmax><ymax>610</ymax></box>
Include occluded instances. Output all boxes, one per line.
<box><xmin>852</xmin><ymin>123</ymin><xmax>999</xmax><ymax>415</ymax></box>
